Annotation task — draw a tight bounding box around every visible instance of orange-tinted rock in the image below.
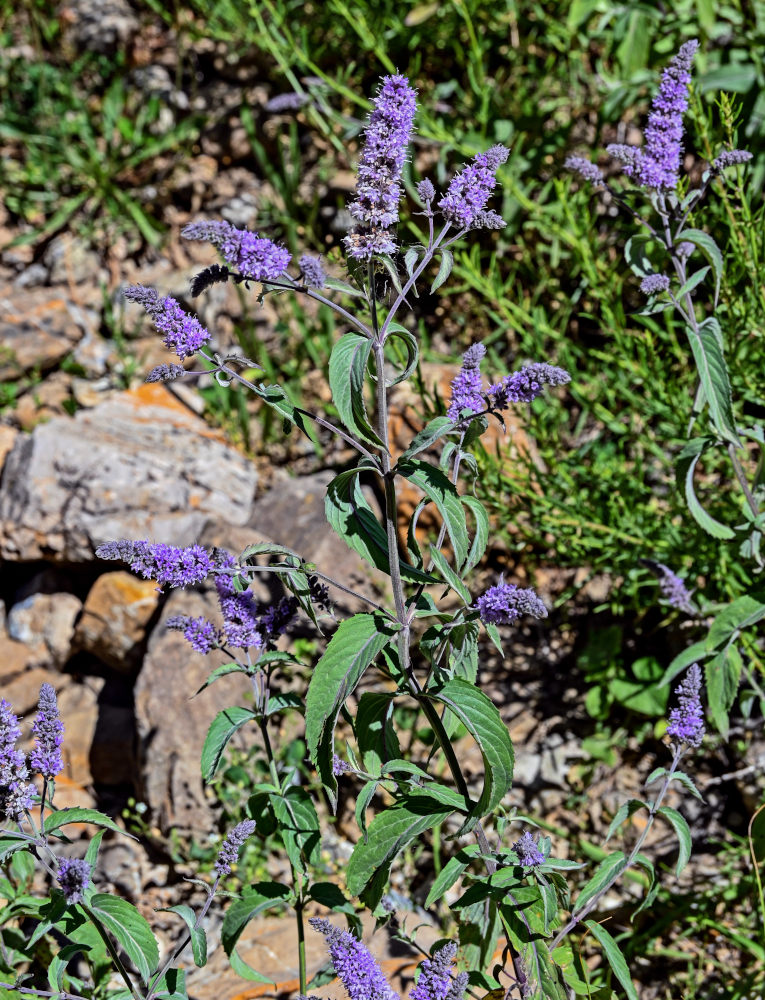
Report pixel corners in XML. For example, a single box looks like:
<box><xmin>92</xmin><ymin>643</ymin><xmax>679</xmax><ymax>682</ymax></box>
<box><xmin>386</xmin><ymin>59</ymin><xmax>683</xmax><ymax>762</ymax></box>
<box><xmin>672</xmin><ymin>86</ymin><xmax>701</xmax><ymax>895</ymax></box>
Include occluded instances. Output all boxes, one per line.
<box><xmin>75</xmin><ymin>571</ymin><xmax>161</xmax><ymax>672</ymax></box>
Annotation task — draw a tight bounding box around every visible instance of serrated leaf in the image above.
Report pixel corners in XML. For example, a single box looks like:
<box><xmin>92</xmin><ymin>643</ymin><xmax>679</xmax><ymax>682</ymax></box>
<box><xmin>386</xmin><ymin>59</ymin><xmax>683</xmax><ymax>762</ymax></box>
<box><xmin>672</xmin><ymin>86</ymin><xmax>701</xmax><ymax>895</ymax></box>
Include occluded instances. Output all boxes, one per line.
<box><xmin>404</xmin><ymin>246</ymin><xmax>421</xmax><ymax>277</ymax></box>
<box><xmin>428</xmin><ymin>678</ymin><xmax>514</xmax><ymax>833</ymax></box>
<box><xmin>221</xmin><ymin>883</ymin><xmax>291</xmax><ymax>973</ymax></box>
<box><xmin>194</xmin><ymin>662</ymin><xmax>250</xmax><ymax>696</ymax></box>
<box><xmin>385</xmin><ymin>324</ymin><xmax>419</xmax><ymax>385</ymax></box>
<box><xmin>0</xmin><ymin>835</ymin><xmax>32</xmax><ymax>863</ymax></box>
<box><xmin>44</xmin><ymin>809</ymin><xmax>135</xmax><ymax>840</ymax></box>
<box><xmin>271</xmin><ymin>786</ymin><xmax>320</xmax><ymax>873</ymax></box>
<box><xmin>706</xmin><ymin>595</ymin><xmax>765</xmax><ymax>649</ymax></box>
<box><xmin>677</xmin><ymin>447</ymin><xmax>736</xmax><ymax>539</ymax></box>
<box><xmin>431</xmin><ymin>249</ymin><xmax>454</xmax><ymax>292</ymax></box>
<box><xmin>661</xmin><ymin>640</ymin><xmax>711</xmax><ymax>686</ymax></box>
<box><xmin>686</xmin><ymin>321</ymin><xmax>740</xmax><ymax>446</ymax></box>
<box><xmin>430</xmin><ymin>545</ymin><xmax>472</xmax><ymax>603</ymax></box>
<box><xmin>162</xmin><ymin>905</ymin><xmax>207</xmax><ymax>967</ymax></box>
<box><xmin>305</xmin><ymin>614</ymin><xmax>399</xmax><ymax>806</ymax></box>
<box><xmin>631</xmin><ymin>853</ymin><xmax>660</xmax><ymax>920</ymax></box>
<box><xmin>460</xmin><ymin>495</ymin><xmax>490</xmax><ymax>574</ymax></box>
<box><xmin>705</xmin><ymin>646</ymin><xmax>742</xmax><ymax>736</ymax></box>
<box><xmin>329</xmin><ymin>334</ymin><xmax>386</xmax><ymax>449</ymax></box>
<box><xmin>48</xmin><ymin>943</ymin><xmax>87</xmax><ymax>992</ymax></box>
<box><xmin>399</xmin><ymin>459</ymin><xmax>469</xmax><ymax>565</ymax></box>
<box><xmin>584</xmin><ymin>920</ymin><xmax>638</xmax><ymax>1000</ymax></box>
<box><xmin>572</xmin><ymin>852</ymin><xmax>627</xmax><ymax>915</ymax></box>
<box><xmin>657</xmin><ymin>806</ymin><xmax>692</xmax><ymax>875</ymax></box>
<box><xmin>676</xmin><ymin>229</ymin><xmax>723</xmax><ymax>305</ymax></box>
<box><xmin>399</xmin><ymin>416</ymin><xmax>454</xmax><ymax>462</ymax></box>
<box><xmin>425</xmin><ymin>844</ymin><xmax>482</xmax><ymax>907</ymax></box>
<box><xmin>346</xmin><ymin>797</ymin><xmax>452</xmax><ymax>904</ymax></box>
<box><xmin>605</xmin><ymin>799</ymin><xmax>647</xmax><ymax>842</ymax></box>
<box><xmin>355</xmin><ymin>779</ymin><xmax>379</xmax><ymax>841</ymax></box>
<box><xmin>85</xmin><ymin>894</ymin><xmax>159</xmax><ymax>984</ymax></box>
<box><xmin>200</xmin><ymin>707</ymin><xmax>256</xmax><ymax>784</ymax></box>
<box><xmin>356</xmin><ymin>692</ymin><xmax>401</xmax><ymax>775</ymax></box>
<box><xmin>323</xmin><ymin>275</ymin><xmax>366</xmax><ymax>298</ymax></box>
<box><xmin>151</xmin><ymin>968</ymin><xmax>188</xmax><ymax>1000</ymax></box>
<box><xmin>265</xmin><ymin>692</ymin><xmax>304</xmax><ymax>716</ymax></box>
<box><xmin>676</xmin><ymin>265</ymin><xmax>710</xmax><ymax>299</ymax></box>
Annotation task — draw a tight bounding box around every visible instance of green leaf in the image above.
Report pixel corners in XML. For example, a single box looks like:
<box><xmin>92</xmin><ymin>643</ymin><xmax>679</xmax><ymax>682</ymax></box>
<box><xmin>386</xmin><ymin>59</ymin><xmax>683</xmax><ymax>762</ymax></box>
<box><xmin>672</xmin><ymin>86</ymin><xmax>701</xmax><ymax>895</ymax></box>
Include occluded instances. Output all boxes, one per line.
<box><xmin>460</xmin><ymin>495</ymin><xmax>490</xmax><ymax>574</ymax></box>
<box><xmin>429</xmin><ymin>545</ymin><xmax>472</xmax><ymax>603</ymax></box>
<box><xmin>355</xmin><ymin>779</ymin><xmax>379</xmax><ymax>841</ymax></box>
<box><xmin>85</xmin><ymin>894</ymin><xmax>159</xmax><ymax>984</ymax></box>
<box><xmin>271</xmin><ymin>786</ymin><xmax>321</xmax><ymax>873</ymax></box>
<box><xmin>44</xmin><ymin>809</ymin><xmax>135</xmax><ymax>839</ymax></box>
<box><xmin>323</xmin><ymin>275</ymin><xmax>366</xmax><ymax>298</ymax></box>
<box><xmin>676</xmin><ymin>229</ymin><xmax>723</xmax><ymax>305</ymax></box>
<box><xmin>265</xmin><ymin>692</ymin><xmax>304</xmax><ymax>716</ymax></box>
<box><xmin>162</xmin><ymin>905</ymin><xmax>207</xmax><ymax>967</ymax></box>
<box><xmin>584</xmin><ymin>920</ymin><xmax>638</xmax><ymax>1000</ymax></box>
<box><xmin>325</xmin><ymin>467</ymin><xmax>435</xmax><ymax>584</ymax></box>
<box><xmin>399</xmin><ymin>416</ymin><xmax>454</xmax><ymax>462</ymax></box>
<box><xmin>329</xmin><ymin>333</ymin><xmax>386</xmax><ymax>448</ymax></box>
<box><xmin>428</xmin><ymin>678</ymin><xmax>514</xmax><ymax>833</ymax></box>
<box><xmin>385</xmin><ymin>323</ymin><xmax>419</xmax><ymax>385</ymax></box>
<box><xmin>200</xmin><ymin>707</ymin><xmax>256</xmax><ymax>784</ymax></box>
<box><xmin>346</xmin><ymin>797</ymin><xmax>452</xmax><ymax>905</ymax></box>
<box><xmin>676</xmin><ymin>265</ymin><xmax>710</xmax><ymax>299</ymax></box>
<box><xmin>399</xmin><ymin>459</ymin><xmax>469</xmax><ymax>565</ymax></box>
<box><xmin>356</xmin><ymin>692</ymin><xmax>401</xmax><ymax>775</ymax></box>
<box><xmin>48</xmin><ymin>943</ymin><xmax>87</xmax><ymax>992</ymax></box>
<box><xmin>686</xmin><ymin>321</ymin><xmax>740</xmax><ymax>446</ymax></box>
<box><xmin>0</xmin><ymin>835</ymin><xmax>32</xmax><ymax>863</ymax></box>
<box><xmin>661</xmin><ymin>640</ymin><xmax>711</xmax><ymax>686</ymax></box>
<box><xmin>705</xmin><ymin>646</ymin><xmax>742</xmax><ymax>736</ymax></box>
<box><xmin>572</xmin><ymin>852</ymin><xmax>627</xmax><ymax>914</ymax></box>
<box><xmin>151</xmin><ymin>969</ymin><xmax>188</xmax><ymax>1000</ymax></box>
<box><xmin>194</xmin><ymin>661</ymin><xmax>250</xmax><ymax>695</ymax></box>
<box><xmin>632</xmin><ymin>853</ymin><xmax>660</xmax><ymax>920</ymax></box>
<box><xmin>221</xmin><ymin>882</ymin><xmax>291</xmax><ymax>979</ymax></box>
<box><xmin>305</xmin><ymin>613</ymin><xmax>399</xmax><ymax>805</ymax></box>
<box><xmin>645</xmin><ymin>767</ymin><xmax>703</xmax><ymax>801</ymax></box>
<box><xmin>605</xmin><ymin>799</ymin><xmax>647</xmax><ymax>842</ymax></box>
<box><xmin>706</xmin><ymin>595</ymin><xmax>765</xmax><ymax>649</ymax></box>
<box><xmin>657</xmin><ymin>806</ymin><xmax>692</xmax><ymax>875</ymax></box>
<box><xmin>430</xmin><ymin>248</ymin><xmax>454</xmax><ymax>292</ymax></box>
<box><xmin>425</xmin><ymin>844</ymin><xmax>481</xmax><ymax>907</ymax></box>
<box><xmin>677</xmin><ymin>444</ymin><xmax>736</xmax><ymax>539</ymax></box>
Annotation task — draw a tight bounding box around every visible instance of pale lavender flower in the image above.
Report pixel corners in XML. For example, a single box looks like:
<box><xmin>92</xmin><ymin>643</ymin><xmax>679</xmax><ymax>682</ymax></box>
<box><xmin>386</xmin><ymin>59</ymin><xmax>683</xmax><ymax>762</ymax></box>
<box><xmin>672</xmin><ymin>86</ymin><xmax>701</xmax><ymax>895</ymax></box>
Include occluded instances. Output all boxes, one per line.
<box><xmin>439</xmin><ymin>145</ymin><xmax>509</xmax><ymax>229</ymax></box>
<box><xmin>488</xmin><ymin>363</ymin><xmax>570</xmax><ymax>409</ymax></box>
<box><xmin>472</xmin><ymin>209</ymin><xmax>506</xmax><ymax>230</ymax></box>
<box><xmin>309</xmin><ymin>918</ymin><xmax>399</xmax><ymax>1000</ymax></box>
<box><xmin>145</xmin><ymin>363</ymin><xmax>187</xmax><ymax>383</ymax></box>
<box><xmin>332</xmin><ymin>754</ymin><xmax>351</xmax><ymax>776</ymax></box>
<box><xmin>512</xmin><ymin>831</ymin><xmax>545</xmax><ymax>867</ymax></box>
<box><xmin>416</xmin><ymin>178</ymin><xmax>436</xmax><ymax>204</ymax></box>
<box><xmin>666</xmin><ymin>663</ymin><xmax>705</xmax><ymax>748</ymax></box>
<box><xmin>96</xmin><ymin>540</ymin><xmax>215</xmax><ymax>590</ymax></box>
<box><xmin>605</xmin><ymin>143</ymin><xmax>642</xmax><ymax>172</ymax></box>
<box><xmin>165</xmin><ymin>615</ymin><xmax>222</xmax><ymax>654</ymax></box>
<box><xmin>57</xmin><ymin>858</ymin><xmax>91</xmax><ymax>904</ymax></box>
<box><xmin>409</xmin><ymin>942</ymin><xmax>456</xmax><ymax>1000</ymax></box>
<box><xmin>677</xmin><ymin>241</ymin><xmax>694</xmax><ymax>258</ymax></box>
<box><xmin>712</xmin><ymin>149</ymin><xmax>753</xmax><ymax>172</ymax></box>
<box><xmin>447</xmin><ymin>343</ymin><xmax>486</xmax><ymax>422</ymax></box>
<box><xmin>214</xmin><ymin>819</ymin><xmax>257</xmax><ymax>876</ymax></box>
<box><xmin>656</xmin><ymin>563</ymin><xmax>694</xmax><ymax>612</ymax></box>
<box><xmin>30</xmin><ymin>683</ymin><xmax>64</xmax><ymax>779</ymax></box>
<box><xmin>299</xmin><ymin>254</ymin><xmax>326</xmax><ymax>289</ymax></box>
<box><xmin>215</xmin><ymin>553</ymin><xmax>264</xmax><ymax>649</ymax></box>
<box><xmin>476</xmin><ymin>578</ymin><xmax>547</xmax><ymax>626</ymax></box>
<box><xmin>564</xmin><ymin>156</ymin><xmax>604</xmax><ymax>185</ymax></box>
<box><xmin>0</xmin><ymin>699</ymin><xmax>34</xmax><ymax>822</ymax></box>
<box><xmin>124</xmin><ymin>285</ymin><xmax>211</xmax><ymax>360</ymax></box>
<box><xmin>345</xmin><ymin>74</ymin><xmax>417</xmax><ymax>260</ymax></box>
<box><xmin>608</xmin><ymin>40</ymin><xmax>699</xmax><ymax>191</ymax></box>
<box><xmin>444</xmin><ymin>973</ymin><xmax>468</xmax><ymax>1000</ymax></box>
<box><xmin>640</xmin><ymin>274</ymin><xmax>670</xmax><ymax>295</ymax></box>
<box><xmin>182</xmin><ymin>220</ymin><xmax>291</xmax><ymax>282</ymax></box>
<box><xmin>265</xmin><ymin>91</ymin><xmax>310</xmax><ymax>112</ymax></box>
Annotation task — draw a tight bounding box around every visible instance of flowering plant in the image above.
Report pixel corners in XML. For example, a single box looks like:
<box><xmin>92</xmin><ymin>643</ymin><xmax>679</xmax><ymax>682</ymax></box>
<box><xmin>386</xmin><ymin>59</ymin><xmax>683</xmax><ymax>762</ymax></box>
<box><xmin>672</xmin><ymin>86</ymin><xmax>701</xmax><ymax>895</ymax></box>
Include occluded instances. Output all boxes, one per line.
<box><xmin>0</xmin><ymin>60</ymin><xmax>724</xmax><ymax>1000</ymax></box>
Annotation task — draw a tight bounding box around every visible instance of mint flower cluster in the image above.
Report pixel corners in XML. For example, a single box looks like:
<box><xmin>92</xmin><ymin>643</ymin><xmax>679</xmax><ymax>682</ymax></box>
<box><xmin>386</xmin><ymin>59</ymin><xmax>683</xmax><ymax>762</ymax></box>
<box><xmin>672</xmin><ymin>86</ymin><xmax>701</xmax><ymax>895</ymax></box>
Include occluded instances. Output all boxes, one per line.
<box><xmin>475</xmin><ymin>578</ymin><xmax>547</xmax><ymax>626</ymax></box>
<box><xmin>0</xmin><ymin>698</ymin><xmax>34</xmax><ymax>822</ymax></box>
<box><xmin>182</xmin><ymin>219</ymin><xmax>291</xmax><ymax>281</ymax></box>
<box><xmin>667</xmin><ymin>664</ymin><xmax>705</xmax><ymax>748</ymax></box>
<box><xmin>57</xmin><ymin>858</ymin><xmax>91</xmax><ymax>905</ymax></box>
<box><xmin>123</xmin><ymin>285</ymin><xmax>211</xmax><ymax>360</ymax></box>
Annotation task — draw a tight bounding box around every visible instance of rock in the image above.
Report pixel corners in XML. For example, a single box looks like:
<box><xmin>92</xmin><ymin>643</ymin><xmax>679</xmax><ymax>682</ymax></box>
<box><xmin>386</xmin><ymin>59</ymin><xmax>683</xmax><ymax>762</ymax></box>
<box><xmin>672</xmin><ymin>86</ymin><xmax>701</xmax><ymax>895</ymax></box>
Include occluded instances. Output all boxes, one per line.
<box><xmin>56</xmin><ymin>677</ymin><xmax>107</xmax><ymax>787</ymax></box>
<box><xmin>0</xmin><ymin>285</ymin><xmax>88</xmax><ymax>379</ymax></box>
<box><xmin>75</xmin><ymin>571</ymin><xmax>161</xmax><ymax>672</ymax></box>
<box><xmin>246</xmin><ymin>471</ymin><xmax>391</xmax><ymax>613</ymax></box>
<box><xmin>43</xmin><ymin>233</ymin><xmax>103</xmax><ymax>286</ymax></box>
<box><xmin>7</xmin><ymin>591</ymin><xmax>82</xmax><ymax>669</ymax></box>
<box><xmin>133</xmin><ymin>589</ymin><xmax>253</xmax><ymax>835</ymax></box>
<box><xmin>90</xmin><ymin>690</ymin><xmax>136</xmax><ymax>786</ymax></box>
<box><xmin>0</xmin><ymin>425</ymin><xmax>18</xmax><ymax>471</ymax></box>
<box><xmin>60</xmin><ymin>0</ymin><xmax>139</xmax><ymax>55</ymax></box>
<box><xmin>0</xmin><ymin>383</ymin><xmax>258</xmax><ymax>563</ymax></box>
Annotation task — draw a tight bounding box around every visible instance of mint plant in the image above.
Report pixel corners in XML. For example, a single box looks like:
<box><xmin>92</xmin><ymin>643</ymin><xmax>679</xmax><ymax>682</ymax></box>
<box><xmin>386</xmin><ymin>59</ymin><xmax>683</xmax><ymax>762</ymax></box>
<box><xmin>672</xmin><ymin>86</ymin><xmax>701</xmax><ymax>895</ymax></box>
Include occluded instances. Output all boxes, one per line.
<box><xmin>0</xmin><ymin>66</ymin><xmax>724</xmax><ymax>1000</ymax></box>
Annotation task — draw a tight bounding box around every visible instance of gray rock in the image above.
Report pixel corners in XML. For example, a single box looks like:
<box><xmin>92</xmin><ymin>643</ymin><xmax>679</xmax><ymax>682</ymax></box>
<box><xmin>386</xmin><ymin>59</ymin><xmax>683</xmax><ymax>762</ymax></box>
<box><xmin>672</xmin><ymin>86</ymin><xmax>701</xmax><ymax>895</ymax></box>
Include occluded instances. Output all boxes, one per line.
<box><xmin>61</xmin><ymin>0</ymin><xmax>139</xmax><ymax>55</ymax></box>
<box><xmin>0</xmin><ymin>285</ymin><xmax>88</xmax><ymax>379</ymax></box>
<box><xmin>43</xmin><ymin>233</ymin><xmax>102</xmax><ymax>286</ymax></box>
<box><xmin>0</xmin><ymin>384</ymin><xmax>258</xmax><ymax>562</ymax></box>
<box><xmin>7</xmin><ymin>591</ymin><xmax>82</xmax><ymax>669</ymax></box>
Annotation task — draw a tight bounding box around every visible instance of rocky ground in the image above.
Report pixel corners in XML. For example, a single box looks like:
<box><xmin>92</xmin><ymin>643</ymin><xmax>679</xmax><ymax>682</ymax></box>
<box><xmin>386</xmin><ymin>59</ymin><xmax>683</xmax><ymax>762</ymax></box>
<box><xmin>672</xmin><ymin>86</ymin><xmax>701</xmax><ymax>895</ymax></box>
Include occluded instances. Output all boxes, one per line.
<box><xmin>1</xmin><ymin>2</ymin><xmax>763</xmax><ymax>998</ymax></box>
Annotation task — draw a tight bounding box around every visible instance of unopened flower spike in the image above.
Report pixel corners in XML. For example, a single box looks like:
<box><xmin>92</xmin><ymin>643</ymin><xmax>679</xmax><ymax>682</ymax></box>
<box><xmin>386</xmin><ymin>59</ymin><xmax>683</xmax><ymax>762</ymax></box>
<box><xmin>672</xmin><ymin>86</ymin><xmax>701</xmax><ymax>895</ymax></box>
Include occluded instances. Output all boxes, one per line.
<box><xmin>447</xmin><ymin>343</ymin><xmax>487</xmax><ymax>423</ymax></box>
<box><xmin>564</xmin><ymin>155</ymin><xmax>604</xmax><ymax>185</ymax></box>
<box><xmin>512</xmin><ymin>830</ymin><xmax>545</xmax><ymax>867</ymax></box>
<box><xmin>57</xmin><ymin>858</ymin><xmax>91</xmax><ymax>905</ymax></box>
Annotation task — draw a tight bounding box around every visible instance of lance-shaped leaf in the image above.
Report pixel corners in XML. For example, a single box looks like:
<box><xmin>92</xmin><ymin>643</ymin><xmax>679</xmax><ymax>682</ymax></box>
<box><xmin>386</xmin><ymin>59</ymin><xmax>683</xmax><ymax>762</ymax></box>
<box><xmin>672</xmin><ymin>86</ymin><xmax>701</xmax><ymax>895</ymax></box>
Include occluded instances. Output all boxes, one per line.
<box><xmin>221</xmin><ymin>882</ymin><xmax>291</xmax><ymax>983</ymax></box>
<box><xmin>584</xmin><ymin>920</ymin><xmax>638</xmax><ymax>1000</ymax></box>
<box><xmin>85</xmin><ymin>894</ymin><xmax>159</xmax><ymax>984</ymax></box>
<box><xmin>270</xmin><ymin>786</ymin><xmax>321</xmax><ymax>873</ymax></box>
<box><xmin>427</xmin><ymin>678</ymin><xmax>514</xmax><ymax>833</ymax></box>
<box><xmin>398</xmin><ymin>416</ymin><xmax>454</xmax><ymax>462</ymax></box>
<box><xmin>161</xmin><ymin>905</ymin><xmax>207</xmax><ymax>967</ymax></box>
<box><xmin>676</xmin><ymin>439</ymin><xmax>736</xmax><ymax>539</ymax></box>
<box><xmin>686</xmin><ymin>320</ymin><xmax>740</xmax><ymax>446</ymax></box>
<box><xmin>201</xmin><ymin>707</ymin><xmax>256</xmax><ymax>783</ymax></box>
<box><xmin>572</xmin><ymin>851</ymin><xmax>627</xmax><ymax>915</ymax></box>
<box><xmin>399</xmin><ymin>459</ymin><xmax>469</xmax><ymax>565</ymax></box>
<box><xmin>384</xmin><ymin>323</ymin><xmax>419</xmax><ymax>385</ymax></box>
<box><xmin>675</xmin><ymin>228</ymin><xmax>723</xmax><ymax>305</ymax></box>
<box><xmin>44</xmin><ymin>808</ymin><xmax>136</xmax><ymax>840</ymax></box>
<box><xmin>329</xmin><ymin>333</ymin><xmax>386</xmax><ymax>449</ymax></box>
<box><xmin>306</xmin><ymin>613</ymin><xmax>400</xmax><ymax>805</ymax></box>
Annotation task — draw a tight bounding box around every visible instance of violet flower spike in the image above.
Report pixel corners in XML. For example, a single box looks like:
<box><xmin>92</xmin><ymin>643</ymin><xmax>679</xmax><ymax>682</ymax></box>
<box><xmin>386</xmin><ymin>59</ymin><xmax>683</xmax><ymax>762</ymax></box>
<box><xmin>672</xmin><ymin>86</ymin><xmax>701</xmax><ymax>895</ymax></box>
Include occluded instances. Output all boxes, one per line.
<box><xmin>447</xmin><ymin>343</ymin><xmax>486</xmax><ymax>423</ymax></box>
<box><xmin>439</xmin><ymin>144</ymin><xmax>509</xmax><ymax>229</ymax></box>
<box><xmin>512</xmin><ymin>830</ymin><xmax>545</xmax><ymax>867</ymax></box>
<box><xmin>712</xmin><ymin>149</ymin><xmax>753</xmax><ymax>172</ymax></box>
<box><xmin>299</xmin><ymin>254</ymin><xmax>326</xmax><ymax>289</ymax></box>
<box><xmin>309</xmin><ymin>917</ymin><xmax>399</xmax><ymax>1000</ymax></box>
<box><xmin>165</xmin><ymin>615</ymin><xmax>222</xmax><ymax>655</ymax></box>
<box><xmin>182</xmin><ymin>219</ymin><xmax>291</xmax><ymax>282</ymax></box>
<box><xmin>564</xmin><ymin>155</ymin><xmax>604</xmax><ymax>186</ymax></box>
<box><xmin>344</xmin><ymin>74</ymin><xmax>417</xmax><ymax>261</ymax></box>
<box><xmin>409</xmin><ymin>942</ymin><xmax>457</xmax><ymax>1000</ymax></box>
<box><xmin>215</xmin><ymin>819</ymin><xmax>257</xmax><ymax>876</ymax></box>
<box><xmin>57</xmin><ymin>858</ymin><xmax>91</xmax><ymax>905</ymax></box>
<box><xmin>0</xmin><ymin>698</ymin><xmax>35</xmax><ymax>822</ymax></box>
<box><xmin>30</xmin><ymin>683</ymin><xmax>64</xmax><ymax>779</ymax></box>
<box><xmin>124</xmin><ymin>285</ymin><xmax>211</xmax><ymax>361</ymax></box>
<box><xmin>488</xmin><ymin>362</ymin><xmax>570</xmax><ymax>409</ymax></box>
<box><xmin>476</xmin><ymin>577</ymin><xmax>547</xmax><ymax>626</ymax></box>
<box><xmin>666</xmin><ymin>663</ymin><xmax>705</xmax><ymax>749</ymax></box>
<box><xmin>96</xmin><ymin>540</ymin><xmax>216</xmax><ymax>590</ymax></box>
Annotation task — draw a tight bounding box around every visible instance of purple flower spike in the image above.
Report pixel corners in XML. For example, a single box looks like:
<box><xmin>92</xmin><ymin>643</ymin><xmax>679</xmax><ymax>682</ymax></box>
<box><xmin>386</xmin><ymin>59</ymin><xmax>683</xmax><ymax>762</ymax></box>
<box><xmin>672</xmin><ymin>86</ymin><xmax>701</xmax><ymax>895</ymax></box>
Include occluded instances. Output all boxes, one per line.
<box><xmin>640</xmin><ymin>274</ymin><xmax>670</xmax><ymax>295</ymax></box>
<box><xmin>215</xmin><ymin>819</ymin><xmax>257</xmax><ymax>876</ymax></box>
<box><xmin>332</xmin><ymin>754</ymin><xmax>351</xmax><ymax>777</ymax></box>
<box><xmin>96</xmin><ymin>540</ymin><xmax>215</xmax><ymax>590</ymax></box>
<box><xmin>653</xmin><ymin>562</ymin><xmax>695</xmax><ymax>612</ymax></box>
<box><xmin>439</xmin><ymin>145</ymin><xmax>509</xmax><ymax>229</ymax></box>
<box><xmin>488</xmin><ymin>363</ymin><xmax>570</xmax><ymax>409</ymax></box>
<box><xmin>299</xmin><ymin>254</ymin><xmax>326</xmax><ymax>289</ymax></box>
<box><xmin>666</xmin><ymin>663</ymin><xmax>705</xmax><ymax>748</ymax></box>
<box><xmin>165</xmin><ymin>615</ymin><xmax>222</xmax><ymax>654</ymax></box>
<box><xmin>344</xmin><ymin>74</ymin><xmax>417</xmax><ymax>260</ymax></box>
<box><xmin>309</xmin><ymin>918</ymin><xmax>399</xmax><ymax>1000</ymax></box>
<box><xmin>0</xmin><ymin>698</ymin><xmax>34</xmax><ymax>822</ymax></box>
<box><xmin>712</xmin><ymin>149</ymin><xmax>753</xmax><ymax>172</ymax></box>
<box><xmin>182</xmin><ymin>219</ymin><xmax>291</xmax><ymax>282</ymax></box>
<box><xmin>565</xmin><ymin>156</ymin><xmax>604</xmax><ymax>185</ymax></box>
<box><xmin>444</xmin><ymin>972</ymin><xmax>468</xmax><ymax>1000</ymax></box>
<box><xmin>512</xmin><ymin>830</ymin><xmax>545</xmax><ymax>867</ymax></box>
<box><xmin>31</xmin><ymin>683</ymin><xmax>64</xmax><ymax>779</ymax></box>
<box><xmin>409</xmin><ymin>942</ymin><xmax>457</xmax><ymax>1000</ymax></box>
<box><xmin>447</xmin><ymin>343</ymin><xmax>486</xmax><ymax>423</ymax></box>
<box><xmin>57</xmin><ymin>858</ymin><xmax>91</xmax><ymax>904</ymax></box>
<box><xmin>124</xmin><ymin>285</ymin><xmax>211</xmax><ymax>361</ymax></box>
<box><xmin>476</xmin><ymin>578</ymin><xmax>547</xmax><ymax>626</ymax></box>
<box><xmin>145</xmin><ymin>363</ymin><xmax>187</xmax><ymax>383</ymax></box>
<box><xmin>417</xmin><ymin>178</ymin><xmax>436</xmax><ymax>204</ymax></box>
